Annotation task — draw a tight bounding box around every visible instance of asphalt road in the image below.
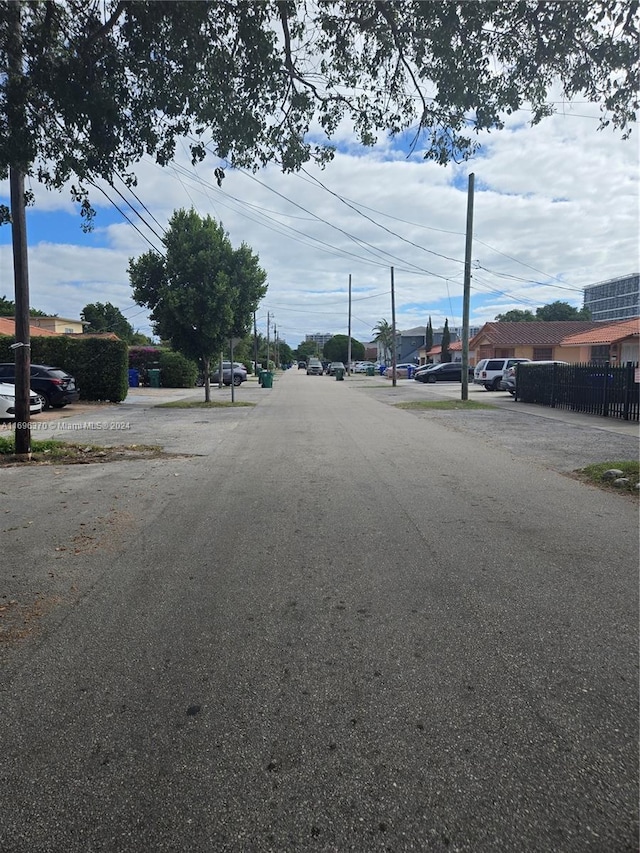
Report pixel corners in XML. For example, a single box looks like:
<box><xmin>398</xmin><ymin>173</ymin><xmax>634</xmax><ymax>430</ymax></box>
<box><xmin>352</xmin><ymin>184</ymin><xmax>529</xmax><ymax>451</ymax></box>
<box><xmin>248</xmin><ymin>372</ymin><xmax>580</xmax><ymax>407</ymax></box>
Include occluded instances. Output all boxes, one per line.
<box><xmin>1</xmin><ymin>371</ymin><xmax>638</xmax><ymax>852</ymax></box>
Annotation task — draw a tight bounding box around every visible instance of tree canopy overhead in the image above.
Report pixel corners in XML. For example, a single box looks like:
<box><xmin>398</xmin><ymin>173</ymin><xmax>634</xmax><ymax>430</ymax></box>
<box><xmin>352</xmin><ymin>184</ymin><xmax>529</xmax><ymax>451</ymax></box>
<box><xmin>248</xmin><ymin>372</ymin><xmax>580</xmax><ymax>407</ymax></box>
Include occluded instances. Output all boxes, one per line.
<box><xmin>1</xmin><ymin>0</ymin><xmax>636</xmax><ymax>211</ymax></box>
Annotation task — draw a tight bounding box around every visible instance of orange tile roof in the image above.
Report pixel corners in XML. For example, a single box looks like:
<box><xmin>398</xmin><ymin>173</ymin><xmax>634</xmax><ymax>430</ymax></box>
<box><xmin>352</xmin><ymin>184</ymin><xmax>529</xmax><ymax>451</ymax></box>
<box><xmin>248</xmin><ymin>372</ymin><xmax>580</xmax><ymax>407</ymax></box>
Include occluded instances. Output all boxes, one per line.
<box><xmin>0</xmin><ymin>316</ymin><xmax>59</xmax><ymax>337</ymax></box>
<box><xmin>470</xmin><ymin>321</ymin><xmax>601</xmax><ymax>347</ymax></box>
<box><xmin>560</xmin><ymin>317</ymin><xmax>639</xmax><ymax>346</ymax></box>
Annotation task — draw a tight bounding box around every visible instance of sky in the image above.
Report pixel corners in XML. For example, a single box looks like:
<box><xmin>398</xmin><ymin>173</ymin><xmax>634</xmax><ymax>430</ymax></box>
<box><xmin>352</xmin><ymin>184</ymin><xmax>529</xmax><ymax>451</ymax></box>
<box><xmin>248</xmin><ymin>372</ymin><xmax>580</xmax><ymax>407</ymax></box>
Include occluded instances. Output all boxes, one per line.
<box><xmin>0</xmin><ymin>96</ymin><xmax>638</xmax><ymax>351</ymax></box>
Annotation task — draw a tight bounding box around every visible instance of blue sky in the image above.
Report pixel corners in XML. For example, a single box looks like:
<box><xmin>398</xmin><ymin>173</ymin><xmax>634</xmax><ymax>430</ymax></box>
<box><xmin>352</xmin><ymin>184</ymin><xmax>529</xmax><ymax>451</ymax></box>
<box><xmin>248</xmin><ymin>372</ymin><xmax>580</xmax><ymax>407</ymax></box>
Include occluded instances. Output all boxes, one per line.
<box><xmin>1</xmin><ymin>98</ymin><xmax>637</xmax><ymax>348</ymax></box>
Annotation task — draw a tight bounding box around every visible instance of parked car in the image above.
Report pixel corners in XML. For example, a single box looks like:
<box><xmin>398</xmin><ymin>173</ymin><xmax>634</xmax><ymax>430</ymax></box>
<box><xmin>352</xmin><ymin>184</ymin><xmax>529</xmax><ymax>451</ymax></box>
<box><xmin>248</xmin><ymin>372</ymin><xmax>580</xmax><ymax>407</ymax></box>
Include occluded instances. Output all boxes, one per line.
<box><xmin>473</xmin><ymin>357</ymin><xmax>531</xmax><ymax>390</ymax></box>
<box><xmin>415</xmin><ymin>362</ymin><xmax>474</xmax><ymax>383</ymax></box>
<box><xmin>504</xmin><ymin>361</ymin><xmax>569</xmax><ymax>396</ymax></box>
<box><xmin>0</xmin><ymin>381</ymin><xmax>42</xmax><ymax>419</ymax></box>
<box><xmin>353</xmin><ymin>361</ymin><xmax>376</xmax><ymax>373</ymax></box>
<box><xmin>384</xmin><ymin>363</ymin><xmax>418</xmax><ymax>378</ymax></box>
<box><xmin>327</xmin><ymin>361</ymin><xmax>346</xmax><ymax>376</ymax></box>
<box><xmin>297</xmin><ymin>361</ymin><xmax>307</xmax><ymax>369</ymax></box>
<box><xmin>306</xmin><ymin>358</ymin><xmax>323</xmax><ymax>375</ymax></box>
<box><xmin>0</xmin><ymin>363</ymin><xmax>80</xmax><ymax>409</ymax></box>
<box><xmin>209</xmin><ymin>362</ymin><xmax>247</xmax><ymax>386</ymax></box>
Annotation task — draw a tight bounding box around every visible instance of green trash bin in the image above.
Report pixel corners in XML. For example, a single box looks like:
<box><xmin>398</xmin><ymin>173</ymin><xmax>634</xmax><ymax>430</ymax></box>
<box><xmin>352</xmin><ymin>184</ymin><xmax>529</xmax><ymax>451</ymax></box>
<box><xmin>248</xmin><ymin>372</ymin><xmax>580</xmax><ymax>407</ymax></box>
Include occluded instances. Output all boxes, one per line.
<box><xmin>366</xmin><ymin>365</ymin><xmax>375</xmax><ymax>376</ymax></box>
<box><xmin>262</xmin><ymin>370</ymin><xmax>273</xmax><ymax>389</ymax></box>
<box><xmin>335</xmin><ymin>368</ymin><xmax>345</xmax><ymax>381</ymax></box>
<box><xmin>148</xmin><ymin>368</ymin><xmax>161</xmax><ymax>388</ymax></box>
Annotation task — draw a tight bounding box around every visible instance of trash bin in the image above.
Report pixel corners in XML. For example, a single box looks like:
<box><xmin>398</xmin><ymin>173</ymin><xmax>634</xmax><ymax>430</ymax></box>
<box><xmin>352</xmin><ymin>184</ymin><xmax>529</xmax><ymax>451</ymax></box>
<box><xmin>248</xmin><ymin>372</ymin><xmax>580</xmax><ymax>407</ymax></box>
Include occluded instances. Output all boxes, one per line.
<box><xmin>258</xmin><ymin>369</ymin><xmax>266</xmax><ymax>386</ymax></box>
<box><xmin>148</xmin><ymin>368</ymin><xmax>161</xmax><ymax>388</ymax></box>
<box><xmin>379</xmin><ymin>364</ymin><xmax>386</xmax><ymax>375</ymax></box>
<box><xmin>262</xmin><ymin>370</ymin><xmax>273</xmax><ymax>389</ymax></box>
<box><xmin>407</xmin><ymin>365</ymin><xmax>414</xmax><ymax>379</ymax></box>
<box><xmin>366</xmin><ymin>365</ymin><xmax>375</xmax><ymax>376</ymax></box>
<box><xmin>335</xmin><ymin>368</ymin><xmax>344</xmax><ymax>381</ymax></box>
<box><xmin>128</xmin><ymin>368</ymin><xmax>139</xmax><ymax>387</ymax></box>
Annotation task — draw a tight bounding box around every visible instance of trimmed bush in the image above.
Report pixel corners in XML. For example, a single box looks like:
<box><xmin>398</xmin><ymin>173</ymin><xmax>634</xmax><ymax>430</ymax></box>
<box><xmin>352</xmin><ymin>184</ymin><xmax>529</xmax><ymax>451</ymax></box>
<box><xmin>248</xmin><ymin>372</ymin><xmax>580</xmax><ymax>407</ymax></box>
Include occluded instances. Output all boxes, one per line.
<box><xmin>159</xmin><ymin>350</ymin><xmax>198</xmax><ymax>387</ymax></box>
<box><xmin>0</xmin><ymin>334</ymin><xmax>128</xmax><ymax>402</ymax></box>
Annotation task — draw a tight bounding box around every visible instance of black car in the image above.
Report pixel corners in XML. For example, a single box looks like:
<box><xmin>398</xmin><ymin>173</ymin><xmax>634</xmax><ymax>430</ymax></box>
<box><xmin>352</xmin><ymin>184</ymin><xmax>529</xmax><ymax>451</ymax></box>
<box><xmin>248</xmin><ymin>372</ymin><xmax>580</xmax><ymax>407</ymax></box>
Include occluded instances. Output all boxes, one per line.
<box><xmin>0</xmin><ymin>363</ymin><xmax>80</xmax><ymax>409</ymax></box>
<box><xmin>415</xmin><ymin>362</ymin><xmax>474</xmax><ymax>383</ymax></box>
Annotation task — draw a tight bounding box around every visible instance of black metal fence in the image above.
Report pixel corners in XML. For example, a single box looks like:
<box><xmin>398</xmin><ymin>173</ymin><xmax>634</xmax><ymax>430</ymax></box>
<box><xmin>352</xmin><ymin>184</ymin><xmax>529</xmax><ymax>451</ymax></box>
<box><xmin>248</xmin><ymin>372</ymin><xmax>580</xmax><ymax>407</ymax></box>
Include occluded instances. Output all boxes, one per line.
<box><xmin>515</xmin><ymin>362</ymin><xmax>639</xmax><ymax>422</ymax></box>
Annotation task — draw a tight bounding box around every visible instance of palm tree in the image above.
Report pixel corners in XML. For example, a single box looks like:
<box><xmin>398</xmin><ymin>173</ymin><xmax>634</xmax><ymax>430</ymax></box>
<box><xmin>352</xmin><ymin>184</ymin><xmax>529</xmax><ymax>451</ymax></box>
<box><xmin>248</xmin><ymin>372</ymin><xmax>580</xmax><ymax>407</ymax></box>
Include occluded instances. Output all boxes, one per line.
<box><xmin>372</xmin><ymin>319</ymin><xmax>394</xmax><ymax>365</ymax></box>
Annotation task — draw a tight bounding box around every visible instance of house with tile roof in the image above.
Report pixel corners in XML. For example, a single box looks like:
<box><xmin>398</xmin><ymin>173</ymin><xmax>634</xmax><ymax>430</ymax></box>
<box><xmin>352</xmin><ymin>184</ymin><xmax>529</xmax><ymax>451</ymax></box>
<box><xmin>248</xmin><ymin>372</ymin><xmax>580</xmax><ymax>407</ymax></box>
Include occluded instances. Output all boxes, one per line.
<box><xmin>0</xmin><ymin>316</ymin><xmax>59</xmax><ymax>337</ymax></box>
<box><xmin>469</xmin><ymin>321</ymin><xmax>603</xmax><ymax>364</ymax></box>
<box><xmin>559</xmin><ymin>318</ymin><xmax>639</xmax><ymax>365</ymax></box>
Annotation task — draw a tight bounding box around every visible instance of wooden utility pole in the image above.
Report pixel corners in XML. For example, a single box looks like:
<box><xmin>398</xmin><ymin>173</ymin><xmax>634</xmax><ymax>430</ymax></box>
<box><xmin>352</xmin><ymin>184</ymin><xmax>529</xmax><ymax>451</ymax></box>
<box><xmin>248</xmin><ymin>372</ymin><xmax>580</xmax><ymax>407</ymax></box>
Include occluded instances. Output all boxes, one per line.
<box><xmin>8</xmin><ymin>3</ymin><xmax>31</xmax><ymax>457</ymax></box>
<box><xmin>461</xmin><ymin>173</ymin><xmax>475</xmax><ymax>401</ymax></box>
<box><xmin>347</xmin><ymin>274</ymin><xmax>352</xmax><ymax>374</ymax></box>
<box><xmin>391</xmin><ymin>267</ymin><xmax>397</xmax><ymax>388</ymax></box>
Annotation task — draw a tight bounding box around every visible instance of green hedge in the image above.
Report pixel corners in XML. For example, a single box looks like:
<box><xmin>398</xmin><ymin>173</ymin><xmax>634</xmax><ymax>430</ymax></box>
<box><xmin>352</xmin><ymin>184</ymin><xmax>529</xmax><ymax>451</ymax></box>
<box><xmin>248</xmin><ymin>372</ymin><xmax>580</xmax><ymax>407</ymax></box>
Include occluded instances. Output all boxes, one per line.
<box><xmin>158</xmin><ymin>350</ymin><xmax>198</xmax><ymax>387</ymax></box>
<box><xmin>0</xmin><ymin>334</ymin><xmax>128</xmax><ymax>402</ymax></box>
<box><xmin>128</xmin><ymin>346</ymin><xmax>198</xmax><ymax>387</ymax></box>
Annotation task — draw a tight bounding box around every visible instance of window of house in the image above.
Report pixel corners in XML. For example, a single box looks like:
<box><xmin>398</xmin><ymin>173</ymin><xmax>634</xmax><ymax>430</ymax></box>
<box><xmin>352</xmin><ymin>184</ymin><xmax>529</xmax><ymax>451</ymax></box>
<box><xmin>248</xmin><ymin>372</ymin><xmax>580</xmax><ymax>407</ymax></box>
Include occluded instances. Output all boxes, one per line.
<box><xmin>533</xmin><ymin>347</ymin><xmax>553</xmax><ymax>360</ymax></box>
<box><xmin>590</xmin><ymin>344</ymin><xmax>610</xmax><ymax>364</ymax></box>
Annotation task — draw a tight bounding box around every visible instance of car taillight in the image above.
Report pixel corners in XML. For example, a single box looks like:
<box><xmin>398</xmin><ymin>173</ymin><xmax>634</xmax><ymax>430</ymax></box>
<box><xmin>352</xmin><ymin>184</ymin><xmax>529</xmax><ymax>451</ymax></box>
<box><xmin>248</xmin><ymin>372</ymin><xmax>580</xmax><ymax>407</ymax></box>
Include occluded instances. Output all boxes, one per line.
<box><xmin>50</xmin><ymin>378</ymin><xmax>63</xmax><ymax>385</ymax></box>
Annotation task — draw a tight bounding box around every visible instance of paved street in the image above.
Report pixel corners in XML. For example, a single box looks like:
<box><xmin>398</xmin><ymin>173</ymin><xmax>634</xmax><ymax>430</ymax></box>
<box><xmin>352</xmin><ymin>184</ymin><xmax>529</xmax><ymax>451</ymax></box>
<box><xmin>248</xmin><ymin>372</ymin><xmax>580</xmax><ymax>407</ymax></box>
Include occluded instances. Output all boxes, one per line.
<box><xmin>1</xmin><ymin>369</ymin><xmax>638</xmax><ymax>852</ymax></box>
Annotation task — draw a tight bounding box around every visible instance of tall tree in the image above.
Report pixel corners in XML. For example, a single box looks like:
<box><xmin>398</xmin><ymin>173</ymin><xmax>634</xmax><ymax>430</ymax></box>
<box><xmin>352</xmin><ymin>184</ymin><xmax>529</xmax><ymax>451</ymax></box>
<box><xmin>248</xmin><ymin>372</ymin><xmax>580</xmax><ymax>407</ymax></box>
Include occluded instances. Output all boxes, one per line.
<box><xmin>425</xmin><ymin>316</ymin><xmax>433</xmax><ymax>356</ymax></box>
<box><xmin>441</xmin><ymin>319</ymin><xmax>451</xmax><ymax>363</ymax></box>
<box><xmin>535</xmin><ymin>301</ymin><xmax>592</xmax><ymax>321</ymax></box>
<box><xmin>1</xmin><ymin>2</ymin><xmax>634</xmax><ymax>451</ymax></box>
<box><xmin>495</xmin><ymin>309</ymin><xmax>537</xmax><ymax>322</ymax></box>
<box><xmin>324</xmin><ymin>334</ymin><xmax>364</xmax><ymax>364</ymax></box>
<box><xmin>81</xmin><ymin>302</ymin><xmax>134</xmax><ymax>342</ymax></box>
<box><xmin>129</xmin><ymin>209</ymin><xmax>267</xmax><ymax>401</ymax></box>
<box><xmin>373</xmin><ymin>319</ymin><xmax>394</xmax><ymax>365</ymax></box>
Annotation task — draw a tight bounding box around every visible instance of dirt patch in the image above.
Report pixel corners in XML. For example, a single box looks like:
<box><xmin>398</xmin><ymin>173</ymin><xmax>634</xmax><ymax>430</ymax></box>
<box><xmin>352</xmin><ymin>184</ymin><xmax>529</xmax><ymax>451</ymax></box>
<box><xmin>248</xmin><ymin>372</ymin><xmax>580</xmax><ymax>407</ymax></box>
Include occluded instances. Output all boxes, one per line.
<box><xmin>0</xmin><ymin>445</ymin><xmax>184</xmax><ymax>467</ymax></box>
<box><xmin>0</xmin><ymin>596</ymin><xmax>61</xmax><ymax>643</ymax></box>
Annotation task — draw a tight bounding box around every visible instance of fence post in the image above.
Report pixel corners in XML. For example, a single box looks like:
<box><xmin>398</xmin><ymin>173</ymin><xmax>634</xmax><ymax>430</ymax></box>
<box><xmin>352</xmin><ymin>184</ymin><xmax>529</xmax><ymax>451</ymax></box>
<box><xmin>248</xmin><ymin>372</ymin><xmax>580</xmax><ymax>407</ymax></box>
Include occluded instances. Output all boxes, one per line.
<box><xmin>623</xmin><ymin>361</ymin><xmax>634</xmax><ymax>421</ymax></box>
<box><xmin>601</xmin><ymin>361</ymin><xmax>610</xmax><ymax>417</ymax></box>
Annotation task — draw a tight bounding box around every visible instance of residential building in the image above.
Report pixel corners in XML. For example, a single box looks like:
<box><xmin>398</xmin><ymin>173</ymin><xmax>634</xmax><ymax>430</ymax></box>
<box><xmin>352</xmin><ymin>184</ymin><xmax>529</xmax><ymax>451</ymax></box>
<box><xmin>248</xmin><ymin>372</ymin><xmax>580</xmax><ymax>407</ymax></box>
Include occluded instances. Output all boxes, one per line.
<box><xmin>583</xmin><ymin>273</ymin><xmax>639</xmax><ymax>321</ymax></box>
<box><xmin>0</xmin><ymin>316</ymin><xmax>59</xmax><ymax>337</ymax></box>
<box><xmin>560</xmin><ymin>318</ymin><xmax>639</xmax><ymax>365</ymax></box>
<box><xmin>469</xmin><ymin>321</ymin><xmax>602</xmax><ymax>363</ymax></box>
<box><xmin>29</xmin><ymin>315</ymin><xmax>88</xmax><ymax>334</ymax></box>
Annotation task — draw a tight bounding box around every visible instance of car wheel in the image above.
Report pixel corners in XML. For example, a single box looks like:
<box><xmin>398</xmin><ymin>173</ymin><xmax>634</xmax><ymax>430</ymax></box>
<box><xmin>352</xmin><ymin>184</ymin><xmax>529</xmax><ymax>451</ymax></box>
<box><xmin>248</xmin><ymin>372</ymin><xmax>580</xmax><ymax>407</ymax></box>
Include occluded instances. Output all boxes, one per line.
<box><xmin>491</xmin><ymin>377</ymin><xmax>502</xmax><ymax>390</ymax></box>
<box><xmin>427</xmin><ymin>375</ymin><xmax>436</xmax><ymax>383</ymax></box>
<box><xmin>36</xmin><ymin>392</ymin><xmax>50</xmax><ymax>409</ymax></box>
<box><xmin>483</xmin><ymin>384</ymin><xmax>492</xmax><ymax>391</ymax></box>
<box><xmin>233</xmin><ymin>375</ymin><xmax>242</xmax><ymax>386</ymax></box>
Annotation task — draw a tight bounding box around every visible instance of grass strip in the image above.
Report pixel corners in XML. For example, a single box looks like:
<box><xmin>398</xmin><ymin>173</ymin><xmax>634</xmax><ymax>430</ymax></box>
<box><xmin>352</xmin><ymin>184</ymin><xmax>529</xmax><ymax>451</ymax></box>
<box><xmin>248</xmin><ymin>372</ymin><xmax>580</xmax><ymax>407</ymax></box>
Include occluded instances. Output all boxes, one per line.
<box><xmin>573</xmin><ymin>461</ymin><xmax>639</xmax><ymax>495</ymax></box>
<box><xmin>155</xmin><ymin>400</ymin><xmax>256</xmax><ymax>409</ymax></box>
<box><xmin>395</xmin><ymin>400</ymin><xmax>496</xmax><ymax>411</ymax></box>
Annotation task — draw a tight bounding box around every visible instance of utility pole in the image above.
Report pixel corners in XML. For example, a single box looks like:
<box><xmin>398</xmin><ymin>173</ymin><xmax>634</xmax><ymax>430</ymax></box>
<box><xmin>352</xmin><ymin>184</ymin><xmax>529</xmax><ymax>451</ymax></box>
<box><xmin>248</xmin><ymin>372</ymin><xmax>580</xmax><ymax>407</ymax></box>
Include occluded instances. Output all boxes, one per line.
<box><xmin>8</xmin><ymin>3</ymin><xmax>31</xmax><ymax>458</ymax></box>
<box><xmin>347</xmin><ymin>274</ymin><xmax>352</xmax><ymax>374</ymax></box>
<box><xmin>391</xmin><ymin>267</ymin><xmax>397</xmax><ymax>388</ymax></box>
<box><xmin>461</xmin><ymin>173</ymin><xmax>475</xmax><ymax>401</ymax></box>
<box><xmin>266</xmin><ymin>311</ymin><xmax>270</xmax><ymax>368</ymax></box>
<box><xmin>253</xmin><ymin>311</ymin><xmax>259</xmax><ymax>372</ymax></box>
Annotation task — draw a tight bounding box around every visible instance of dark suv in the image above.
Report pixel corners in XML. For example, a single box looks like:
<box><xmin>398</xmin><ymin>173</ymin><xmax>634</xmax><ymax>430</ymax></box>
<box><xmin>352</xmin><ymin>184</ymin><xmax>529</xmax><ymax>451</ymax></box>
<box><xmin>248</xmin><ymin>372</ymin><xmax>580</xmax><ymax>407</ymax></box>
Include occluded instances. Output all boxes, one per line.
<box><xmin>0</xmin><ymin>363</ymin><xmax>80</xmax><ymax>409</ymax></box>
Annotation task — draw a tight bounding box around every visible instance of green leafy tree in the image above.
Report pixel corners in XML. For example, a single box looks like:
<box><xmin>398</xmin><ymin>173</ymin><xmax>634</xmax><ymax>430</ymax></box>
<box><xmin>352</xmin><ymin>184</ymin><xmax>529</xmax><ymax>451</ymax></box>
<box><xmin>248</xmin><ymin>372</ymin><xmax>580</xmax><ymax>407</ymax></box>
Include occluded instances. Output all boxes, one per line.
<box><xmin>129</xmin><ymin>209</ymin><xmax>267</xmax><ymax>401</ymax></box>
<box><xmin>323</xmin><ymin>334</ymin><xmax>364</xmax><ymax>363</ymax></box>
<box><xmin>441</xmin><ymin>319</ymin><xmax>451</xmax><ymax>363</ymax></box>
<box><xmin>425</xmin><ymin>316</ymin><xmax>433</xmax><ymax>355</ymax></box>
<box><xmin>373</xmin><ymin>319</ymin><xmax>394</xmax><ymax>365</ymax></box>
<box><xmin>0</xmin><ymin>295</ymin><xmax>47</xmax><ymax>317</ymax></box>
<box><xmin>296</xmin><ymin>341</ymin><xmax>322</xmax><ymax>361</ymax></box>
<box><xmin>81</xmin><ymin>302</ymin><xmax>135</xmax><ymax>342</ymax></box>
<box><xmin>535</xmin><ymin>301</ymin><xmax>592</xmax><ymax>321</ymax></box>
<box><xmin>495</xmin><ymin>309</ymin><xmax>537</xmax><ymax>322</ymax></box>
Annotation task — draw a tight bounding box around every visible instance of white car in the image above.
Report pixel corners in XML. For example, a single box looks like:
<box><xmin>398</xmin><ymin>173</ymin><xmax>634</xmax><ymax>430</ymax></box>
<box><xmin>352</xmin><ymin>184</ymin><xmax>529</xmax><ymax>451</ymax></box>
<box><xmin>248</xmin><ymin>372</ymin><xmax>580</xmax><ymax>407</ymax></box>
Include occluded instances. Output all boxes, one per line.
<box><xmin>0</xmin><ymin>382</ymin><xmax>43</xmax><ymax>419</ymax></box>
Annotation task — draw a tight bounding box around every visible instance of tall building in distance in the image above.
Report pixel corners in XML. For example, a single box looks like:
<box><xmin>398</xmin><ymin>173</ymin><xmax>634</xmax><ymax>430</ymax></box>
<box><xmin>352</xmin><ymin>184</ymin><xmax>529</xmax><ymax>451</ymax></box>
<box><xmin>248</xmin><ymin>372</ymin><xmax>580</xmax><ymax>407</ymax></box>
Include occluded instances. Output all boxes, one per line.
<box><xmin>583</xmin><ymin>273</ymin><xmax>639</xmax><ymax>322</ymax></box>
<box><xmin>305</xmin><ymin>333</ymin><xmax>334</xmax><ymax>349</ymax></box>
